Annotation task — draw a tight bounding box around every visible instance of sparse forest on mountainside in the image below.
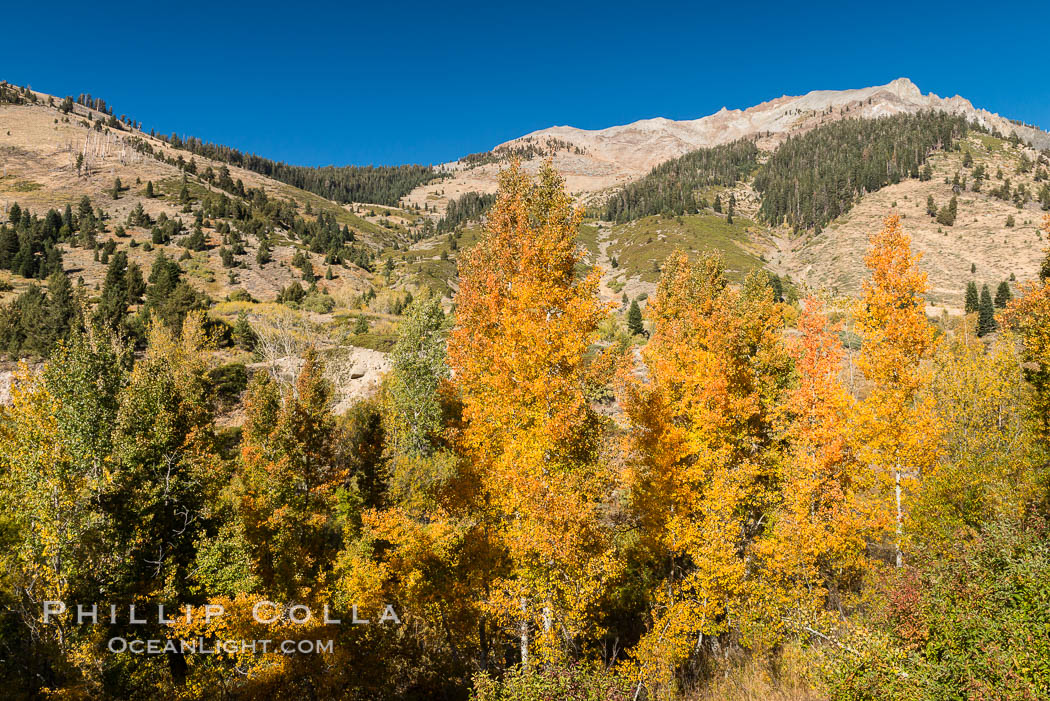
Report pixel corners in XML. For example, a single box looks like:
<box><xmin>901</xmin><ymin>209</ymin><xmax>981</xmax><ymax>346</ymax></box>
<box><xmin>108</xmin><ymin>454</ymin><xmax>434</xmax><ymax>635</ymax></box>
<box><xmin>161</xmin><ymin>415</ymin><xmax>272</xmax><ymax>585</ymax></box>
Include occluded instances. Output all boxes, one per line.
<box><xmin>434</xmin><ymin>190</ymin><xmax>497</xmax><ymax>233</ymax></box>
<box><xmin>754</xmin><ymin>111</ymin><xmax>976</xmax><ymax>231</ymax></box>
<box><xmin>158</xmin><ymin>133</ymin><xmax>444</xmax><ymax>206</ymax></box>
<box><xmin>603</xmin><ymin>139</ymin><xmax>759</xmax><ymax>221</ymax></box>
<box><xmin>11</xmin><ymin>84</ymin><xmax>446</xmax><ymax>207</ymax></box>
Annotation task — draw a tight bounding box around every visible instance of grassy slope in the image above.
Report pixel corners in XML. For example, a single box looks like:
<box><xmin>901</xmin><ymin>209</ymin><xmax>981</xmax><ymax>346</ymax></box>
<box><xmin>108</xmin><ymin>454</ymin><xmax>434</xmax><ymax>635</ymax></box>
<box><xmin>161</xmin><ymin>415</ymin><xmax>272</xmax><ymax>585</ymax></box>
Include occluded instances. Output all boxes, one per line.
<box><xmin>608</xmin><ymin>213</ymin><xmax>767</xmax><ymax>284</ymax></box>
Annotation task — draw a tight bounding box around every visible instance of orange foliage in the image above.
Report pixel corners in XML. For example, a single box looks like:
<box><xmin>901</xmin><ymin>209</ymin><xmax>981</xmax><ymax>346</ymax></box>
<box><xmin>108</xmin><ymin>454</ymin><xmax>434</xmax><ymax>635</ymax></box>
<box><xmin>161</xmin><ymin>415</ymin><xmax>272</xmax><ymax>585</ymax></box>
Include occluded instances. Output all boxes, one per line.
<box><xmin>618</xmin><ymin>252</ymin><xmax>793</xmax><ymax>694</ymax></box>
<box><xmin>750</xmin><ymin>298</ymin><xmax>873</xmax><ymax>635</ymax></box>
<box><xmin>448</xmin><ymin>160</ymin><xmax>617</xmax><ymax>663</ymax></box>
<box><xmin>851</xmin><ymin>214</ymin><xmax>941</xmax><ymax>567</ymax></box>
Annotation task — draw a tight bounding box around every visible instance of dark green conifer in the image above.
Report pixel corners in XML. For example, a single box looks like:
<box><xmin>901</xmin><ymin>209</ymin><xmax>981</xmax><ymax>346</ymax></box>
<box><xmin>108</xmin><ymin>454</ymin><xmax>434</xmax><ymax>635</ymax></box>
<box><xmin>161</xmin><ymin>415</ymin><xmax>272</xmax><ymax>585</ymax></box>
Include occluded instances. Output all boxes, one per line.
<box><xmin>977</xmin><ymin>284</ymin><xmax>996</xmax><ymax>336</ymax></box>
<box><xmin>965</xmin><ymin>281</ymin><xmax>979</xmax><ymax>313</ymax></box>
<box><xmin>994</xmin><ymin>281</ymin><xmax>1012</xmax><ymax>308</ymax></box>
<box><xmin>626</xmin><ymin>300</ymin><xmax>644</xmax><ymax>336</ymax></box>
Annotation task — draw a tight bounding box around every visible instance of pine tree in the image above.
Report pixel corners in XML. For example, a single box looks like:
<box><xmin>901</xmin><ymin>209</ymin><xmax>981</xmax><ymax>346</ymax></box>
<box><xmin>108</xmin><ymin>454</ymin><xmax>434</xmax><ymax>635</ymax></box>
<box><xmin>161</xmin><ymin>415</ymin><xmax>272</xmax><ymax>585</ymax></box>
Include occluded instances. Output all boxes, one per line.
<box><xmin>145</xmin><ymin>180</ymin><xmax>155</xmax><ymax>198</ymax></box>
<box><xmin>965</xmin><ymin>281</ymin><xmax>980</xmax><ymax>313</ymax></box>
<box><xmin>626</xmin><ymin>299</ymin><xmax>644</xmax><ymax>336</ymax></box>
<box><xmin>936</xmin><ymin>195</ymin><xmax>957</xmax><ymax>226</ymax></box>
<box><xmin>994</xmin><ymin>281</ymin><xmax>1012</xmax><ymax>308</ymax></box>
<box><xmin>93</xmin><ymin>251</ymin><xmax>129</xmax><ymax>333</ymax></box>
<box><xmin>45</xmin><ymin>271</ymin><xmax>77</xmax><ymax>346</ymax></box>
<box><xmin>182</xmin><ymin>225</ymin><xmax>206</xmax><ymax>251</ymax></box>
<box><xmin>768</xmin><ymin>272</ymin><xmax>784</xmax><ymax>302</ymax></box>
<box><xmin>978</xmin><ymin>285</ymin><xmax>996</xmax><ymax>336</ymax></box>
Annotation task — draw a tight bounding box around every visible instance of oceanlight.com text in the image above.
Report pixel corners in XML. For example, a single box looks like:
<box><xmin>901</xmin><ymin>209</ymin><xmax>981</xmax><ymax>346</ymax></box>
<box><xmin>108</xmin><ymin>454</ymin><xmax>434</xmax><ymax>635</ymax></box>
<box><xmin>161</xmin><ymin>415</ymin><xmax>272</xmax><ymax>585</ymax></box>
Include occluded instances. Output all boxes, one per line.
<box><xmin>107</xmin><ymin>637</ymin><xmax>335</xmax><ymax>655</ymax></box>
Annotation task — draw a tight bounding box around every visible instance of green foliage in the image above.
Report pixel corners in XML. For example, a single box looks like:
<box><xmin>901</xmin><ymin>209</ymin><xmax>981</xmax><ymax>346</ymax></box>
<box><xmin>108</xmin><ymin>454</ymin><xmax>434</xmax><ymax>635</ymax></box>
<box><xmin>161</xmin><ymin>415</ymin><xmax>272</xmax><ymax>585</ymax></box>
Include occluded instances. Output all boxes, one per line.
<box><xmin>107</xmin><ymin>316</ymin><xmax>220</xmax><ymax>602</ymax></box>
<box><xmin>143</xmin><ymin>251</ymin><xmax>207</xmax><ymax>329</ymax></box>
<box><xmin>471</xmin><ymin>663</ymin><xmax>631</xmax><ymax>701</ymax></box>
<box><xmin>606</xmin><ymin>213</ymin><xmax>762</xmax><ymax>283</ymax></box>
<box><xmin>604</xmin><ymin>139</ymin><xmax>759</xmax><ymax>222</ymax></box>
<box><xmin>181</xmin><ymin>225</ymin><xmax>207</xmax><ymax>251</ymax></box>
<box><xmin>626</xmin><ymin>299</ymin><xmax>644</xmax><ymax>336</ymax></box>
<box><xmin>964</xmin><ymin>280</ymin><xmax>979</xmax><ymax>313</ymax></box>
<box><xmin>819</xmin><ymin>519</ymin><xmax>1050</xmax><ymax>701</ymax></box>
<box><xmin>276</xmin><ymin>281</ymin><xmax>307</xmax><ymax>305</ymax></box>
<box><xmin>978</xmin><ymin>284</ymin><xmax>996</xmax><ymax>335</ymax></box>
<box><xmin>208</xmin><ymin>362</ymin><xmax>248</xmax><ymax>405</ymax></box>
<box><xmin>435</xmin><ymin>191</ymin><xmax>497</xmax><ymax>233</ymax></box>
<box><xmin>935</xmin><ymin>195</ymin><xmax>957</xmax><ymax>226</ymax></box>
<box><xmin>301</xmin><ymin>290</ymin><xmax>335</xmax><ymax>313</ymax></box>
<box><xmin>755</xmin><ymin>112</ymin><xmax>974</xmax><ymax>232</ymax></box>
<box><xmin>384</xmin><ymin>297</ymin><xmax>449</xmax><ymax>458</ymax></box>
<box><xmin>994</xmin><ymin>281</ymin><xmax>1012</xmax><ymax>308</ymax></box>
<box><xmin>235</xmin><ymin>352</ymin><xmax>347</xmax><ymax>600</ymax></box>
<box><xmin>0</xmin><ymin>272</ymin><xmax>79</xmax><ymax>358</ymax></box>
<box><xmin>0</xmin><ymin>202</ymin><xmax>66</xmax><ymax>279</ymax></box>
<box><xmin>160</xmin><ymin>133</ymin><xmax>441</xmax><ymax>206</ymax></box>
<box><xmin>93</xmin><ymin>251</ymin><xmax>131</xmax><ymax>334</ymax></box>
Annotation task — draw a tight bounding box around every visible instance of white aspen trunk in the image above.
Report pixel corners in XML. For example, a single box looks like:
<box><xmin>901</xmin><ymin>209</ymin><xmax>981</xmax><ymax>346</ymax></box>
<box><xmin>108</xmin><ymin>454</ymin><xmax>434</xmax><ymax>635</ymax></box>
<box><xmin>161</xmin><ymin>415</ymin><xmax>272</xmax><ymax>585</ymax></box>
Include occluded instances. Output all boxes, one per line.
<box><xmin>519</xmin><ymin>598</ymin><xmax>529</xmax><ymax>667</ymax></box>
<box><xmin>895</xmin><ymin>465</ymin><xmax>903</xmax><ymax>568</ymax></box>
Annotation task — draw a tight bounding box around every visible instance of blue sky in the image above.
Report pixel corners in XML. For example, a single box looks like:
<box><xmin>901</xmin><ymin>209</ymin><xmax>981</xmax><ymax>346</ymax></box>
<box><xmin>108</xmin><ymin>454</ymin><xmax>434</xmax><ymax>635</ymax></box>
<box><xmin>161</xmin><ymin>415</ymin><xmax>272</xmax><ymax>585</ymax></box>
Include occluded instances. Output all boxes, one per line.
<box><xmin>3</xmin><ymin>1</ymin><xmax>1048</xmax><ymax>166</ymax></box>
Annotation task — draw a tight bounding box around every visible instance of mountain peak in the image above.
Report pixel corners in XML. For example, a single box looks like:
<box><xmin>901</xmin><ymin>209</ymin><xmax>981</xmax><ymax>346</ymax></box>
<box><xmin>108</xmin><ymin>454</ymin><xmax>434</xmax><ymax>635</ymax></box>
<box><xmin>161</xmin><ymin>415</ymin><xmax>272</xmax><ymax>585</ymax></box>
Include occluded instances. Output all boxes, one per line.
<box><xmin>884</xmin><ymin>77</ymin><xmax>922</xmax><ymax>98</ymax></box>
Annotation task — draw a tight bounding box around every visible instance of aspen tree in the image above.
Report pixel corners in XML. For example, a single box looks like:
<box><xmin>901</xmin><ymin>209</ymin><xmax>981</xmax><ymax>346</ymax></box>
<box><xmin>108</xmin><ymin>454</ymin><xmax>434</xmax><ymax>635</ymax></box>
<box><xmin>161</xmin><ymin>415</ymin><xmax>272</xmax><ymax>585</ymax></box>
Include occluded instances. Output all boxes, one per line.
<box><xmin>853</xmin><ymin>215</ymin><xmax>940</xmax><ymax>568</ymax></box>
<box><xmin>448</xmin><ymin>160</ymin><xmax>616</xmax><ymax>665</ymax></box>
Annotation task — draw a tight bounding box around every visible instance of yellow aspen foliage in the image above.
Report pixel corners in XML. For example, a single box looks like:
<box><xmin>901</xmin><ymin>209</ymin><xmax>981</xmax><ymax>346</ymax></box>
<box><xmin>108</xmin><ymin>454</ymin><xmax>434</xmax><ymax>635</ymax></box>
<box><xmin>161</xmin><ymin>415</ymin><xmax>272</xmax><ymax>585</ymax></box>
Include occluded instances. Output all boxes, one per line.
<box><xmin>101</xmin><ymin>312</ymin><xmax>227</xmax><ymax>641</ymax></box>
<box><xmin>749</xmin><ymin>297</ymin><xmax>874</xmax><ymax>639</ymax></box>
<box><xmin>447</xmin><ymin>160</ymin><xmax>617</xmax><ymax>665</ymax></box>
<box><xmin>910</xmin><ymin>327</ymin><xmax>1040</xmax><ymax>551</ymax></box>
<box><xmin>0</xmin><ymin>330</ymin><xmax>127</xmax><ymax>657</ymax></box>
<box><xmin>619</xmin><ymin>251</ymin><xmax>792</xmax><ymax>695</ymax></box>
<box><xmin>1001</xmin><ymin>213</ymin><xmax>1050</xmax><ymax>436</ymax></box>
<box><xmin>0</xmin><ymin>365</ymin><xmax>90</xmax><ymax>652</ymax></box>
<box><xmin>851</xmin><ymin>214</ymin><xmax>941</xmax><ymax>568</ymax></box>
<box><xmin>166</xmin><ymin>593</ymin><xmax>349</xmax><ymax>700</ymax></box>
<box><xmin>334</xmin><ymin>301</ymin><xmax>501</xmax><ymax>676</ymax></box>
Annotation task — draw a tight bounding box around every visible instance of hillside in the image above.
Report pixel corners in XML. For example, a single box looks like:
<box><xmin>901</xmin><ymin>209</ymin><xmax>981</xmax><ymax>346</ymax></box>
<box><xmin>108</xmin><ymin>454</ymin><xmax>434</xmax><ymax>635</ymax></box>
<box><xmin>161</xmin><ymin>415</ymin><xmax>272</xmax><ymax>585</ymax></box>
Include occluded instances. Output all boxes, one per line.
<box><xmin>0</xmin><ymin>86</ymin><xmax>437</xmax><ymax>404</ymax></box>
<box><xmin>392</xmin><ymin>78</ymin><xmax>1050</xmax><ymax>311</ymax></box>
<box><xmin>2</xmin><ymin>75</ymin><xmax>1049</xmax><ymax>380</ymax></box>
<box><xmin>774</xmin><ymin>131</ymin><xmax>1049</xmax><ymax>308</ymax></box>
<box><xmin>404</xmin><ymin>78</ymin><xmax>1050</xmax><ymax>214</ymax></box>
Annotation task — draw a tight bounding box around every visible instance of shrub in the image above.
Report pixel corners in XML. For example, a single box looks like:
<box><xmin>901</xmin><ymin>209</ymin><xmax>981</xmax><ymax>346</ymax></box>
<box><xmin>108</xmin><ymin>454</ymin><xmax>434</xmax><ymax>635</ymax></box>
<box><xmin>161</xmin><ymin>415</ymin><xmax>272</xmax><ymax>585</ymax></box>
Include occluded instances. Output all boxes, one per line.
<box><xmin>301</xmin><ymin>291</ymin><xmax>335</xmax><ymax>314</ymax></box>
<box><xmin>470</xmin><ymin>662</ymin><xmax>631</xmax><ymax>701</ymax></box>
<box><xmin>208</xmin><ymin>363</ymin><xmax>248</xmax><ymax>405</ymax></box>
<box><xmin>818</xmin><ymin>517</ymin><xmax>1050</xmax><ymax>700</ymax></box>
